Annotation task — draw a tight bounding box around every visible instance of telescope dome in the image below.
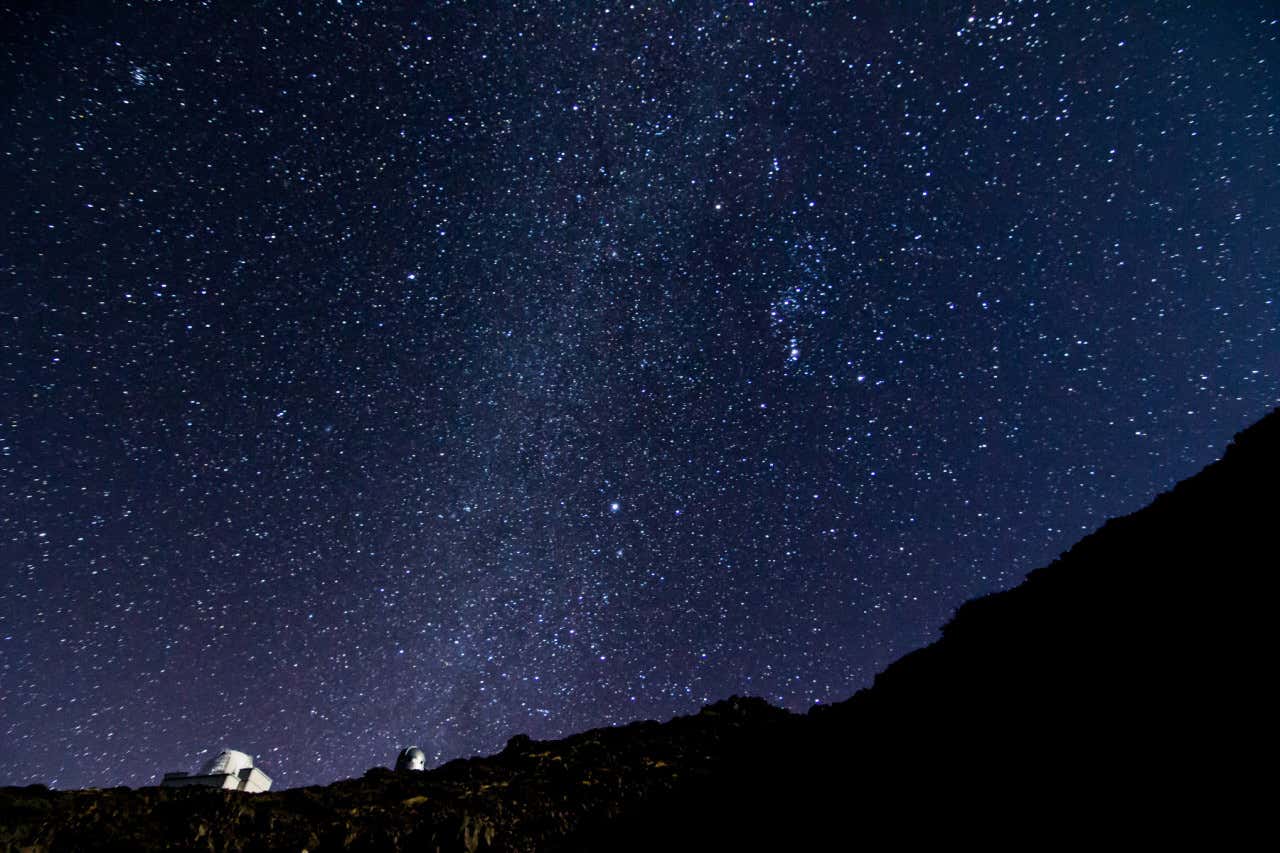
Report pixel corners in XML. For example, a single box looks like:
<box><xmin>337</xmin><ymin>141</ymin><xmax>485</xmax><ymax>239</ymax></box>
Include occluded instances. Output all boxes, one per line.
<box><xmin>202</xmin><ymin>749</ymin><xmax>254</xmax><ymax>777</ymax></box>
<box><xmin>395</xmin><ymin>746</ymin><xmax>426</xmax><ymax>771</ymax></box>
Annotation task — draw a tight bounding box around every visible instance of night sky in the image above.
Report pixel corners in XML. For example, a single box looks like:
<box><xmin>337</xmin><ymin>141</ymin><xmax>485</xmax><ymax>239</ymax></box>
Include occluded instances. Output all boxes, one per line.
<box><xmin>2</xmin><ymin>1</ymin><xmax>1278</xmax><ymax>790</ymax></box>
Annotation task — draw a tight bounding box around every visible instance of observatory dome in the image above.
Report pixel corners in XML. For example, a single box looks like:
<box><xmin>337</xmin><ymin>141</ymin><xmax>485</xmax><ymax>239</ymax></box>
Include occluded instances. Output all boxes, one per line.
<box><xmin>202</xmin><ymin>749</ymin><xmax>255</xmax><ymax>777</ymax></box>
<box><xmin>163</xmin><ymin>748</ymin><xmax>271</xmax><ymax>793</ymax></box>
<box><xmin>396</xmin><ymin>747</ymin><xmax>427</xmax><ymax>771</ymax></box>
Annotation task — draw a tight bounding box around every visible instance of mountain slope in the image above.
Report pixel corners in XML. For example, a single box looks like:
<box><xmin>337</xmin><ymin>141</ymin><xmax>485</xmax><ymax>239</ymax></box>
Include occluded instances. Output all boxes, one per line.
<box><xmin>3</xmin><ymin>408</ymin><xmax>1275</xmax><ymax>851</ymax></box>
<box><xmin>616</xmin><ymin>405</ymin><xmax>1277</xmax><ymax>847</ymax></box>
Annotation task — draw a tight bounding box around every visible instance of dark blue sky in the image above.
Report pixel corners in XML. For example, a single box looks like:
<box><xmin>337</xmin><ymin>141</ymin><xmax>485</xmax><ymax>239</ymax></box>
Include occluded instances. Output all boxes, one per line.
<box><xmin>2</xmin><ymin>1</ymin><xmax>1277</xmax><ymax>789</ymax></box>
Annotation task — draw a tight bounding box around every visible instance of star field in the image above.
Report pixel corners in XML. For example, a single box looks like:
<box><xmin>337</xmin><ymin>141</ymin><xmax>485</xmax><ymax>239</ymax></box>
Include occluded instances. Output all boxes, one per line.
<box><xmin>2</xmin><ymin>1</ymin><xmax>1278</xmax><ymax>789</ymax></box>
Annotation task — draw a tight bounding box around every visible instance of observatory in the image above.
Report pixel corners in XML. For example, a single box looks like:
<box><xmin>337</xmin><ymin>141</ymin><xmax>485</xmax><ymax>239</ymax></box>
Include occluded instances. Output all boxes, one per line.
<box><xmin>396</xmin><ymin>747</ymin><xmax>426</xmax><ymax>771</ymax></box>
<box><xmin>161</xmin><ymin>749</ymin><xmax>273</xmax><ymax>793</ymax></box>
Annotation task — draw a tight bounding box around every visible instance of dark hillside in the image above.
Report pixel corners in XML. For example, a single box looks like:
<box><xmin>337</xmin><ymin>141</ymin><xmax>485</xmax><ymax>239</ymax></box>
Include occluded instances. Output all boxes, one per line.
<box><xmin>612</xmin><ymin>406</ymin><xmax>1277</xmax><ymax>847</ymax></box>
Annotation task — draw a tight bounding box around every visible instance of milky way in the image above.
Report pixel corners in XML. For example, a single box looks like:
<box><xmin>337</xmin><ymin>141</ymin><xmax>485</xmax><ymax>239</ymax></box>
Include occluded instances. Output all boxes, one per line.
<box><xmin>2</xmin><ymin>2</ymin><xmax>1278</xmax><ymax>789</ymax></box>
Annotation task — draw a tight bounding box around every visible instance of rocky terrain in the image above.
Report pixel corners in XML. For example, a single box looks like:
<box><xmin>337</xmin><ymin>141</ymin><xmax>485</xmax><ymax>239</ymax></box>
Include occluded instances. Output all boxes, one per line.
<box><xmin>0</xmin><ymin>695</ymin><xmax>794</xmax><ymax>851</ymax></box>
<box><xmin>3</xmin><ymin>407</ymin><xmax>1274</xmax><ymax>851</ymax></box>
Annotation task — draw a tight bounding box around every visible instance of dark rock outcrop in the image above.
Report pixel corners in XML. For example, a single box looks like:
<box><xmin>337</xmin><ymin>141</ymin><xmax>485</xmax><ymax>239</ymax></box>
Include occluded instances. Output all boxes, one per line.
<box><xmin>0</xmin><ymin>697</ymin><xmax>795</xmax><ymax>853</ymax></box>
<box><xmin>4</xmin><ymin>408</ymin><xmax>1275</xmax><ymax>851</ymax></box>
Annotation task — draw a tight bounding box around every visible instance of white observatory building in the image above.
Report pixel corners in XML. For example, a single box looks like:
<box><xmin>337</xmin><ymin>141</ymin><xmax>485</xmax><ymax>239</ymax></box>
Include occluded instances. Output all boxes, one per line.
<box><xmin>161</xmin><ymin>749</ymin><xmax>273</xmax><ymax>793</ymax></box>
<box><xmin>396</xmin><ymin>746</ymin><xmax>426</xmax><ymax>771</ymax></box>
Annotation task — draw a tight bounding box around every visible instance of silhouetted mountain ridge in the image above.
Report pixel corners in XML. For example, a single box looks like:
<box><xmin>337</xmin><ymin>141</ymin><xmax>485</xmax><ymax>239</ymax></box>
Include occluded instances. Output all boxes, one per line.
<box><xmin>3</xmin><ymin>407</ymin><xmax>1274</xmax><ymax>851</ymax></box>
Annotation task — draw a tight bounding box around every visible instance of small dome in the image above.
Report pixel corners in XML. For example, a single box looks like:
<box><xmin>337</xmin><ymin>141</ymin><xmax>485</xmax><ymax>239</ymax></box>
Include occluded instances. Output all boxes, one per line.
<box><xmin>202</xmin><ymin>749</ymin><xmax>254</xmax><ymax>777</ymax></box>
<box><xmin>396</xmin><ymin>746</ymin><xmax>426</xmax><ymax>771</ymax></box>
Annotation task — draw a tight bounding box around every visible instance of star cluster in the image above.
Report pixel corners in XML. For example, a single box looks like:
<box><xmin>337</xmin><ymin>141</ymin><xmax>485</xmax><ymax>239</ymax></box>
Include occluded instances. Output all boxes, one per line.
<box><xmin>2</xmin><ymin>1</ymin><xmax>1277</xmax><ymax>788</ymax></box>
